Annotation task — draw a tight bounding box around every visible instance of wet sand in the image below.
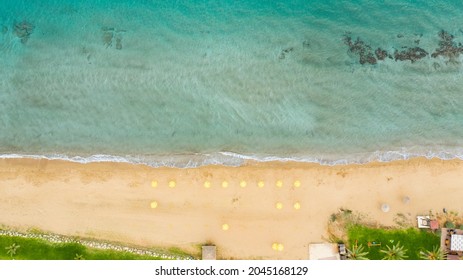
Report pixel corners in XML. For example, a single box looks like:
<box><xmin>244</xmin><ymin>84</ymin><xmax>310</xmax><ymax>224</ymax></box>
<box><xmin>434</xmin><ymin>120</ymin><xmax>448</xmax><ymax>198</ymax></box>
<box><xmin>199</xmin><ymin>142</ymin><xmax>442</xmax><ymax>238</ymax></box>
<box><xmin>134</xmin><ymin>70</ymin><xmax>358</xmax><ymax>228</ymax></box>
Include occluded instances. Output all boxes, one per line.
<box><xmin>0</xmin><ymin>157</ymin><xmax>462</xmax><ymax>259</ymax></box>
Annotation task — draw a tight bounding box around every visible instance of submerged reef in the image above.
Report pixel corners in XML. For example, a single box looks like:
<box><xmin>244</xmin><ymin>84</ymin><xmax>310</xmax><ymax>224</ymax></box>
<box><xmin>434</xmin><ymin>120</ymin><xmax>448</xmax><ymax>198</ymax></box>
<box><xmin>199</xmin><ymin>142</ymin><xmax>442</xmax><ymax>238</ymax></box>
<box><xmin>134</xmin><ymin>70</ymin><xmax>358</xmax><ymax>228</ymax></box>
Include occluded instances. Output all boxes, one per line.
<box><xmin>375</xmin><ymin>48</ymin><xmax>389</xmax><ymax>61</ymax></box>
<box><xmin>13</xmin><ymin>20</ymin><xmax>34</xmax><ymax>44</ymax></box>
<box><xmin>343</xmin><ymin>35</ymin><xmax>377</xmax><ymax>65</ymax></box>
<box><xmin>394</xmin><ymin>47</ymin><xmax>428</xmax><ymax>62</ymax></box>
<box><xmin>101</xmin><ymin>27</ymin><xmax>125</xmax><ymax>50</ymax></box>
<box><xmin>343</xmin><ymin>30</ymin><xmax>462</xmax><ymax>65</ymax></box>
<box><xmin>278</xmin><ymin>47</ymin><xmax>294</xmax><ymax>59</ymax></box>
<box><xmin>431</xmin><ymin>30</ymin><xmax>463</xmax><ymax>60</ymax></box>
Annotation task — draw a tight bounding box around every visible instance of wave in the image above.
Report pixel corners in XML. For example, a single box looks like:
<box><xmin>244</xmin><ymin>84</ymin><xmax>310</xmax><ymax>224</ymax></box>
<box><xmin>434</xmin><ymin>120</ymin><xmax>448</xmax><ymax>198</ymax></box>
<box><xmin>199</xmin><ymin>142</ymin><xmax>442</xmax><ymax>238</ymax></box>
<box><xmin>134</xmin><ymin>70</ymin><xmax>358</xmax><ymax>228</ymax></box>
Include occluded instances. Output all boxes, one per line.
<box><xmin>1</xmin><ymin>148</ymin><xmax>463</xmax><ymax>168</ymax></box>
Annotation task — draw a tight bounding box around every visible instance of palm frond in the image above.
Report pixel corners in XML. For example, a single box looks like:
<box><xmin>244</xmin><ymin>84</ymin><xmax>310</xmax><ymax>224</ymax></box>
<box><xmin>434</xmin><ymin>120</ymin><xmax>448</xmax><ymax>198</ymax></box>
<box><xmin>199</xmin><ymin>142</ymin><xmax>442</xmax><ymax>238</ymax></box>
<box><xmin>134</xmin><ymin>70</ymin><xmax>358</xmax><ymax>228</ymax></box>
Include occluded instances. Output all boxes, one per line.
<box><xmin>380</xmin><ymin>241</ymin><xmax>408</xmax><ymax>260</ymax></box>
<box><xmin>347</xmin><ymin>244</ymin><xmax>369</xmax><ymax>260</ymax></box>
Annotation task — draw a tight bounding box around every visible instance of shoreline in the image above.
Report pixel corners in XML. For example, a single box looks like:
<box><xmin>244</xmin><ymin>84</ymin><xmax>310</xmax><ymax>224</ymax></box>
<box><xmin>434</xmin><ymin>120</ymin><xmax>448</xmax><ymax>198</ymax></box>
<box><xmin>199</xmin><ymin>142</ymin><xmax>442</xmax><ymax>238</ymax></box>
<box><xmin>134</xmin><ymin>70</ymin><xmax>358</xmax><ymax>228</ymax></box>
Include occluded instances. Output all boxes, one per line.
<box><xmin>0</xmin><ymin>157</ymin><xmax>462</xmax><ymax>259</ymax></box>
<box><xmin>1</xmin><ymin>149</ymin><xmax>463</xmax><ymax>168</ymax></box>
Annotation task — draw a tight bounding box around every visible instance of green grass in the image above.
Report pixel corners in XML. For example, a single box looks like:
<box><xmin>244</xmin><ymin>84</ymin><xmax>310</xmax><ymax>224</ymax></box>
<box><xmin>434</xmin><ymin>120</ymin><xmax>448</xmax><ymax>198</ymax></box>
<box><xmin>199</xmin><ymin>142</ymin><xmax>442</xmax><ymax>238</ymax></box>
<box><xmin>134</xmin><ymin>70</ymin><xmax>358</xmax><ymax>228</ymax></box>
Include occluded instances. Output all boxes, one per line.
<box><xmin>348</xmin><ymin>225</ymin><xmax>440</xmax><ymax>260</ymax></box>
<box><xmin>165</xmin><ymin>246</ymin><xmax>195</xmax><ymax>259</ymax></box>
<box><xmin>0</xmin><ymin>235</ymin><xmax>166</xmax><ymax>260</ymax></box>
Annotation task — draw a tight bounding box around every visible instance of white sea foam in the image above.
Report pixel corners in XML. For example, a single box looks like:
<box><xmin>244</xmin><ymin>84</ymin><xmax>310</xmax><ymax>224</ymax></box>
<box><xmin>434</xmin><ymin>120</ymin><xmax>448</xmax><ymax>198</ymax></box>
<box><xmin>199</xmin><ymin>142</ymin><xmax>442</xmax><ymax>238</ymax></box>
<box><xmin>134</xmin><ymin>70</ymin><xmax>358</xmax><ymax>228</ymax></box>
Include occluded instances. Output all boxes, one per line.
<box><xmin>1</xmin><ymin>148</ymin><xmax>463</xmax><ymax>168</ymax></box>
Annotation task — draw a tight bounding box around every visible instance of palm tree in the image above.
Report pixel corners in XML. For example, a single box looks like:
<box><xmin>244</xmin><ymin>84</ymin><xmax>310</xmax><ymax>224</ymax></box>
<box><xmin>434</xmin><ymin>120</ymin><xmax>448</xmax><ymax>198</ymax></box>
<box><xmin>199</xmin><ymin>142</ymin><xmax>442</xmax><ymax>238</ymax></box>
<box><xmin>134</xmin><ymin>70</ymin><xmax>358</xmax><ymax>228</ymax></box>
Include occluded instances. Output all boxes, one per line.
<box><xmin>5</xmin><ymin>243</ymin><xmax>20</xmax><ymax>258</ymax></box>
<box><xmin>347</xmin><ymin>244</ymin><xmax>369</xmax><ymax>260</ymax></box>
<box><xmin>419</xmin><ymin>246</ymin><xmax>446</xmax><ymax>260</ymax></box>
<box><xmin>380</xmin><ymin>241</ymin><xmax>408</xmax><ymax>260</ymax></box>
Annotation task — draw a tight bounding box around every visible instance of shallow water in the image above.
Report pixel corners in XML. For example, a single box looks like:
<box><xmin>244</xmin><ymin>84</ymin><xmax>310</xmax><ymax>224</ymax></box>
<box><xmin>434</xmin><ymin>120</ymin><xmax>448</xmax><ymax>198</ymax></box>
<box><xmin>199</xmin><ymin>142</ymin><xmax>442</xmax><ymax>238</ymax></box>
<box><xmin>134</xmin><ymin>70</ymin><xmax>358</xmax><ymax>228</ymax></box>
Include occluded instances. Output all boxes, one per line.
<box><xmin>1</xmin><ymin>0</ymin><xmax>463</xmax><ymax>166</ymax></box>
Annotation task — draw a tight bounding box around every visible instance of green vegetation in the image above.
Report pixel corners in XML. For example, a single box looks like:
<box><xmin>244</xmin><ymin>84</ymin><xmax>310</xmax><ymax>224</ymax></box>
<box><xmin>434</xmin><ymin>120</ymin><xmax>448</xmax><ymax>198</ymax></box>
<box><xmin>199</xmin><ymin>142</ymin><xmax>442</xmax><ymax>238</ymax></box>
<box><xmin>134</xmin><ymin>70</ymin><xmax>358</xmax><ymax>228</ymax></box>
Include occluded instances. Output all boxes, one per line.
<box><xmin>166</xmin><ymin>247</ymin><xmax>195</xmax><ymax>259</ymax></box>
<box><xmin>348</xmin><ymin>225</ymin><xmax>440</xmax><ymax>260</ymax></box>
<box><xmin>380</xmin><ymin>241</ymin><xmax>408</xmax><ymax>260</ymax></box>
<box><xmin>0</xmin><ymin>235</ymin><xmax>165</xmax><ymax>260</ymax></box>
<box><xmin>434</xmin><ymin>210</ymin><xmax>462</xmax><ymax>229</ymax></box>
<box><xmin>445</xmin><ymin>221</ymin><xmax>455</xmax><ymax>228</ymax></box>
<box><xmin>346</xmin><ymin>244</ymin><xmax>369</xmax><ymax>260</ymax></box>
<box><xmin>5</xmin><ymin>243</ymin><xmax>20</xmax><ymax>258</ymax></box>
<box><xmin>329</xmin><ymin>209</ymin><xmax>463</xmax><ymax>260</ymax></box>
<box><xmin>419</xmin><ymin>245</ymin><xmax>446</xmax><ymax>260</ymax></box>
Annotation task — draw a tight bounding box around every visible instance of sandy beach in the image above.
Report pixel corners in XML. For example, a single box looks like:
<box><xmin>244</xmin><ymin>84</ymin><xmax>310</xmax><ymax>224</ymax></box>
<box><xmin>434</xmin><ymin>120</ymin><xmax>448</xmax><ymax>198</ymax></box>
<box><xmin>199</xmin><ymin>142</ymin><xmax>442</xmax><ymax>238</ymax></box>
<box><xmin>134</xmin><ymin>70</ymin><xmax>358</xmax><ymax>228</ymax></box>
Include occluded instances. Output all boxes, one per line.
<box><xmin>0</xmin><ymin>157</ymin><xmax>462</xmax><ymax>259</ymax></box>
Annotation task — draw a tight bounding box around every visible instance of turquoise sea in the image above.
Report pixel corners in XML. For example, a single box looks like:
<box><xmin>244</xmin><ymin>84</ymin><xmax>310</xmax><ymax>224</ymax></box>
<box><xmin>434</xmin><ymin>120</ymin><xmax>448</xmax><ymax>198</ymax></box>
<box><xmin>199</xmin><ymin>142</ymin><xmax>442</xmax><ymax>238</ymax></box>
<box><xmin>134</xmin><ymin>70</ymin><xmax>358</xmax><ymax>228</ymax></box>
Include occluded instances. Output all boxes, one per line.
<box><xmin>1</xmin><ymin>0</ymin><xmax>463</xmax><ymax>167</ymax></box>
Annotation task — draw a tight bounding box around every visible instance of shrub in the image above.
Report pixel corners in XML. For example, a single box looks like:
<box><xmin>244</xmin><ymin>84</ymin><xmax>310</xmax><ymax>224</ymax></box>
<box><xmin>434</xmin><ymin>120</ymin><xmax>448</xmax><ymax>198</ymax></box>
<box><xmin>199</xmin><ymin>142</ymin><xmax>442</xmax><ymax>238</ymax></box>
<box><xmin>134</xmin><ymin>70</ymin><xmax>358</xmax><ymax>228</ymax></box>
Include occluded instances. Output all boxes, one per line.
<box><xmin>445</xmin><ymin>221</ymin><xmax>455</xmax><ymax>228</ymax></box>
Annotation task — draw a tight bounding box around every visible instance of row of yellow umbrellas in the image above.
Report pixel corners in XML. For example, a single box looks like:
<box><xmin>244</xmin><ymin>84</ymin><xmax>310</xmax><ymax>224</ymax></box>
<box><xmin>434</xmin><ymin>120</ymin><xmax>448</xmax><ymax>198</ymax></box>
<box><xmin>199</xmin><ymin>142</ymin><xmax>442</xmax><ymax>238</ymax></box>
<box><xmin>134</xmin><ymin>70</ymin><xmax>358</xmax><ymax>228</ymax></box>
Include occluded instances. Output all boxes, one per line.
<box><xmin>276</xmin><ymin>202</ymin><xmax>301</xmax><ymax>210</ymax></box>
<box><xmin>151</xmin><ymin>180</ymin><xmax>302</xmax><ymax>189</ymax></box>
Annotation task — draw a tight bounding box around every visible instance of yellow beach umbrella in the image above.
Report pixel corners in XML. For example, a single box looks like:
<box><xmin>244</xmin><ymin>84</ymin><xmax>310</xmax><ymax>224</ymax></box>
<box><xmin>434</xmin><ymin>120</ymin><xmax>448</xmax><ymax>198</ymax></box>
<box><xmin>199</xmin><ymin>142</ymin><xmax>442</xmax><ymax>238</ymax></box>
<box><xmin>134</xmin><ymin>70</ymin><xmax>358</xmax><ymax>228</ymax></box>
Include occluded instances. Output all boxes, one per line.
<box><xmin>151</xmin><ymin>180</ymin><xmax>158</xmax><ymax>188</ymax></box>
<box><xmin>222</xmin><ymin>181</ymin><xmax>229</xmax><ymax>188</ymax></box>
<box><xmin>277</xmin><ymin>243</ymin><xmax>284</xmax><ymax>251</ymax></box>
<box><xmin>275</xmin><ymin>202</ymin><xmax>283</xmax><ymax>210</ymax></box>
<box><xmin>222</xmin><ymin>224</ymin><xmax>229</xmax><ymax>231</ymax></box>
<box><xmin>258</xmin><ymin>181</ymin><xmax>265</xmax><ymax>188</ymax></box>
<box><xmin>293</xmin><ymin>180</ymin><xmax>301</xmax><ymax>188</ymax></box>
<box><xmin>204</xmin><ymin>181</ymin><xmax>211</xmax><ymax>188</ymax></box>
<box><xmin>272</xmin><ymin>243</ymin><xmax>278</xmax><ymax>250</ymax></box>
<box><xmin>293</xmin><ymin>202</ymin><xmax>301</xmax><ymax>210</ymax></box>
<box><xmin>168</xmin><ymin>180</ymin><xmax>176</xmax><ymax>188</ymax></box>
<box><xmin>276</xmin><ymin>180</ymin><xmax>283</xmax><ymax>188</ymax></box>
<box><xmin>240</xmin><ymin>180</ymin><xmax>247</xmax><ymax>188</ymax></box>
<box><xmin>150</xmin><ymin>201</ymin><xmax>158</xmax><ymax>209</ymax></box>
